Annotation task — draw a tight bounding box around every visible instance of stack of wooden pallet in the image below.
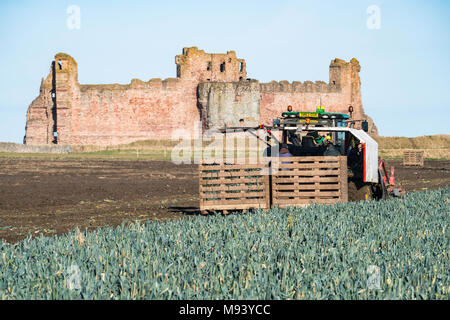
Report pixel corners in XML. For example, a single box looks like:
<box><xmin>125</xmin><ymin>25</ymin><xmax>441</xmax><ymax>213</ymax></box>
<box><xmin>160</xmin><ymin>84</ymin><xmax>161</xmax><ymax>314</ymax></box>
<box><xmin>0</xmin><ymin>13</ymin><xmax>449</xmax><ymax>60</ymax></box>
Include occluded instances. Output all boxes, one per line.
<box><xmin>199</xmin><ymin>156</ymin><xmax>348</xmax><ymax>213</ymax></box>
<box><xmin>199</xmin><ymin>162</ymin><xmax>270</xmax><ymax>214</ymax></box>
<box><xmin>403</xmin><ymin>150</ymin><xmax>424</xmax><ymax>167</ymax></box>
<box><xmin>272</xmin><ymin>156</ymin><xmax>348</xmax><ymax>208</ymax></box>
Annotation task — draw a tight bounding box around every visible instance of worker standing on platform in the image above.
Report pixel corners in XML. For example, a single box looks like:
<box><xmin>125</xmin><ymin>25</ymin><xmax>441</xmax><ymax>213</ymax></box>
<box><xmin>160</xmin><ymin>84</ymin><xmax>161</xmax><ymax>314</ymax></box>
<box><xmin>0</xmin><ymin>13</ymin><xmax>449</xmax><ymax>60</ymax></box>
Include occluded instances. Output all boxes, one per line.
<box><xmin>279</xmin><ymin>144</ymin><xmax>294</xmax><ymax>172</ymax></box>
<box><xmin>279</xmin><ymin>144</ymin><xmax>293</xmax><ymax>158</ymax></box>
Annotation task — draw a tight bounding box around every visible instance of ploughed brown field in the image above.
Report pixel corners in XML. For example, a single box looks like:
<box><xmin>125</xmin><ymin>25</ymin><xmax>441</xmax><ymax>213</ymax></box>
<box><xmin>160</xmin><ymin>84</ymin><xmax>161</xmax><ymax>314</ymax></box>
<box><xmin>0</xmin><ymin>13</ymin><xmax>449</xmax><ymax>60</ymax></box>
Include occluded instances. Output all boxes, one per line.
<box><xmin>0</xmin><ymin>158</ymin><xmax>449</xmax><ymax>243</ymax></box>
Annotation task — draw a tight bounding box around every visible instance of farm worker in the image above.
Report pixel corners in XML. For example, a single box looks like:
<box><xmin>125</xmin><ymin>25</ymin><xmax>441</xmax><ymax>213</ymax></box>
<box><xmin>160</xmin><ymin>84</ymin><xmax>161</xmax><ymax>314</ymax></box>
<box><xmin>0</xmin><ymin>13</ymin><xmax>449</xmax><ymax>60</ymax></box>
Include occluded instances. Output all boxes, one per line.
<box><xmin>305</xmin><ymin>130</ymin><xmax>323</xmax><ymax>145</ymax></box>
<box><xmin>279</xmin><ymin>144</ymin><xmax>293</xmax><ymax>172</ymax></box>
<box><xmin>279</xmin><ymin>144</ymin><xmax>293</xmax><ymax>158</ymax></box>
<box><xmin>324</xmin><ymin>136</ymin><xmax>340</xmax><ymax>157</ymax></box>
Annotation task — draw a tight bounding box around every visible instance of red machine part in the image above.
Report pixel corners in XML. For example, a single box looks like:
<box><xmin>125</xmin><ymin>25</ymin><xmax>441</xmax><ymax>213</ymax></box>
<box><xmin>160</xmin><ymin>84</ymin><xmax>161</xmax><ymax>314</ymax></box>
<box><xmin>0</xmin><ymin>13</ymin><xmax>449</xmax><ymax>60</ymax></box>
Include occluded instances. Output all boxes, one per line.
<box><xmin>389</xmin><ymin>167</ymin><xmax>395</xmax><ymax>185</ymax></box>
<box><xmin>362</xmin><ymin>143</ymin><xmax>366</xmax><ymax>182</ymax></box>
<box><xmin>378</xmin><ymin>159</ymin><xmax>395</xmax><ymax>187</ymax></box>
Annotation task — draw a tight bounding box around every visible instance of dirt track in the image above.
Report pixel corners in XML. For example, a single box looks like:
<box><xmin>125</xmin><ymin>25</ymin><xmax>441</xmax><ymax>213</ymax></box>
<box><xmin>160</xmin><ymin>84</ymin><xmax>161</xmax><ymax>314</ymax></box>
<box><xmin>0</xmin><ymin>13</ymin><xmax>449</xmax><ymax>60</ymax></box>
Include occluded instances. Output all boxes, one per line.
<box><xmin>0</xmin><ymin>158</ymin><xmax>448</xmax><ymax>243</ymax></box>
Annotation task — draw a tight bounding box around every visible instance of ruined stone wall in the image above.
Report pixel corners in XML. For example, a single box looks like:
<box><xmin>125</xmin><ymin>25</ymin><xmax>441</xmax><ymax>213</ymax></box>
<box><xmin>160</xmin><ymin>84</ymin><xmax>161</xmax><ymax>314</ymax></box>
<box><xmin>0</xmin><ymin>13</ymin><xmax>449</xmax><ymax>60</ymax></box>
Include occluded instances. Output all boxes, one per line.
<box><xmin>24</xmin><ymin>67</ymin><xmax>54</xmax><ymax>145</ymax></box>
<box><xmin>25</xmin><ymin>47</ymin><xmax>246</xmax><ymax>145</ymax></box>
<box><xmin>197</xmin><ymin>58</ymin><xmax>377</xmax><ymax>136</ymax></box>
<box><xmin>25</xmin><ymin>53</ymin><xmax>79</xmax><ymax>145</ymax></box>
<box><xmin>197</xmin><ymin>80</ymin><xmax>260</xmax><ymax>130</ymax></box>
<box><xmin>0</xmin><ymin>142</ymin><xmax>70</xmax><ymax>153</ymax></box>
<box><xmin>175</xmin><ymin>47</ymin><xmax>246</xmax><ymax>82</ymax></box>
<box><xmin>259</xmin><ymin>81</ymin><xmax>343</xmax><ymax>125</ymax></box>
<box><xmin>24</xmin><ymin>88</ymin><xmax>51</xmax><ymax>145</ymax></box>
<box><xmin>259</xmin><ymin>58</ymin><xmax>377</xmax><ymax>136</ymax></box>
<box><xmin>69</xmin><ymin>79</ymin><xmax>198</xmax><ymax>145</ymax></box>
<box><xmin>24</xmin><ymin>48</ymin><xmax>377</xmax><ymax>146</ymax></box>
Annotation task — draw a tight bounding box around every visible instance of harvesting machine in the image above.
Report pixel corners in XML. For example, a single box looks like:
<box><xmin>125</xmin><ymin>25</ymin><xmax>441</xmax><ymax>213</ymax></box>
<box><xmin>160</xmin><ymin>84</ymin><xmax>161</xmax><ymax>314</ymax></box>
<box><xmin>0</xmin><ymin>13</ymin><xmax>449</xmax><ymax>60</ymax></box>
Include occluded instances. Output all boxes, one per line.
<box><xmin>199</xmin><ymin>105</ymin><xmax>401</xmax><ymax>214</ymax></box>
<box><xmin>266</xmin><ymin>105</ymin><xmax>397</xmax><ymax>201</ymax></box>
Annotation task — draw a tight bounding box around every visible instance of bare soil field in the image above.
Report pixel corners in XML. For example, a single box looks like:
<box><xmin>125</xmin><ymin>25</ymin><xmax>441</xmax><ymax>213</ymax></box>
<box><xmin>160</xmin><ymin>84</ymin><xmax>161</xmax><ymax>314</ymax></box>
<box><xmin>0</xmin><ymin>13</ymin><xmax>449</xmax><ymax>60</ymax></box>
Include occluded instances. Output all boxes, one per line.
<box><xmin>0</xmin><ymin>158</ymin><xmax>448</xmax><ymax>243</ymax></box>
<box><xmin>0</xmin><ymin>159</ymin><xmax>197</xmax><ymax>243</ymax></box>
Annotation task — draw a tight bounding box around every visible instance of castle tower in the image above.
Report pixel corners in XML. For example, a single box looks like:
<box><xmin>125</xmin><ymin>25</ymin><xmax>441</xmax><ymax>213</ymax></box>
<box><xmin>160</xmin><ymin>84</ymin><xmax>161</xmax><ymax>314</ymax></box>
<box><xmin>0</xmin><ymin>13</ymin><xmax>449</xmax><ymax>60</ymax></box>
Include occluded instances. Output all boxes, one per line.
<box><xmin>175</xmin><ymin>47</ymin><xmax>247</xmax><ymax>82</ymax></box>
<box><xmin>329</xmin><ymin>58</ymin><xmax>362</xmax><ymax>117</ymax></box>
<box><xmin>51</xmin><ymin>53</ymin><xmax>78</xmax><ymax>144</ymax></box>
<box><xmin>329</xmin><ymin>58</ymin><xmax>377</xmax><ymax>135</ymax></box>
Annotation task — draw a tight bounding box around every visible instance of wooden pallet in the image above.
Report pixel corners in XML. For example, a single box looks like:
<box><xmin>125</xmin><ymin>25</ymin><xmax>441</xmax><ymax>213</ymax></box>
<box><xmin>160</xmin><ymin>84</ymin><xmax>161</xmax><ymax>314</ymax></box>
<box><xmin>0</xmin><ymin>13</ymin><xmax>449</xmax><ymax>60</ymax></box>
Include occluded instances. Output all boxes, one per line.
<box><xmin>199</xmin><ymin>161</ymin><xmax>270</xmax><ymax>213</ymax></box>
<box><xmin>403</xmin><ymin>150</ymin><xmax>424</xmax><ymax>167</ymax></box>
<box><xmin>271</xmin><ymin>156</ymin><xmax>348</xmax><ymax>207</ymax></box>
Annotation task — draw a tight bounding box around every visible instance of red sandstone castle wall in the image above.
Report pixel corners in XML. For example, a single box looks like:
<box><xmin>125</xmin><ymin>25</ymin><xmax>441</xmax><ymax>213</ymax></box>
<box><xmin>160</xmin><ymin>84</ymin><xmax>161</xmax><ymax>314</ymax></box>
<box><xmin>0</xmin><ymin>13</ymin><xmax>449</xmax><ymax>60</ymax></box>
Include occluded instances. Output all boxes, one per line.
<box><xmin>260</xmin><ymin>83</ymin><xmax>350</xmax><ymax>126</ymax></box>
<box><xmin>25</xmin><ymin>47</ymin><xmax>247</xmax><ymax>145</ymax></box>
<box><xmin>69</xmin><ymin>79</ymin><xmax>199</xmax><ymax>145</ymax></box>
<box><xmin>260</xmin><ymin>58</ymin><xmax>361</xmax><ymax>126</ymax></box>
<box><xmin>24</xmin><ymin>48</ymin><xmax>376</xmax><ymax>146</ymax></box>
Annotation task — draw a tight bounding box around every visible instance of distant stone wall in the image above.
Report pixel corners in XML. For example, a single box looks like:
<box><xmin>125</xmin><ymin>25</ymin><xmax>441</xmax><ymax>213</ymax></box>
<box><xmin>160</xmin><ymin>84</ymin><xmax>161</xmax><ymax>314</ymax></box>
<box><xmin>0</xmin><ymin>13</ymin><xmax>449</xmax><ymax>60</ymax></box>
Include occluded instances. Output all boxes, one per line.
<box><xmin>0</xmin><ymin>142</ymin><xmax>70</xmax><ymax>153</ymax></box>
<box><xmin>24</xmin><ymin>47</ymin><xmax>377</xmax><ymax>146</ymax></box>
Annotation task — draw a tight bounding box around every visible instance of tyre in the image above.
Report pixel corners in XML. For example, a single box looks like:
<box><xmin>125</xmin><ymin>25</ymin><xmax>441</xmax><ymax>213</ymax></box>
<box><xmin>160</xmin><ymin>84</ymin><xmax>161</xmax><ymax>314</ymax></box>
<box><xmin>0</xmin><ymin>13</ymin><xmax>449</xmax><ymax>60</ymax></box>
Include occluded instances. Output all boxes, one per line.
<box><xmin>358</xmin><ymin>184</ymin><xmax>373</xmax><ymax>201</ymax></box>
<box><xmin>348</xmin><ymin>180</ymin><xmax>374</xmax><ymax>201</ymax></box>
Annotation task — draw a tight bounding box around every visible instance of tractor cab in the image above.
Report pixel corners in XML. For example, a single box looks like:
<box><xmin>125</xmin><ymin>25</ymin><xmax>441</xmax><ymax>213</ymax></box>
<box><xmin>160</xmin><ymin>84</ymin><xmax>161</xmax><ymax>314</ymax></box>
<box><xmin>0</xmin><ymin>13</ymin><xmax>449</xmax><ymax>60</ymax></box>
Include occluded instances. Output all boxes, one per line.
<box><xmin>273</xmin><ymin>105</ymin><xmax>359</xmax><ymax>156</ymax></box>
<box><xmin>217</xmin><ymin>105</ymin><xmax>398</xmax><ymax>202</ymax></box>
<box><xmin>205</xmin><ymin>104</ymin><xmax>402</xmax><ymax>215</ymax></box>
<box><xmin>271</xmin><ymin>106</ymin><xmax>378</xmax><ymax>191</ymax></box>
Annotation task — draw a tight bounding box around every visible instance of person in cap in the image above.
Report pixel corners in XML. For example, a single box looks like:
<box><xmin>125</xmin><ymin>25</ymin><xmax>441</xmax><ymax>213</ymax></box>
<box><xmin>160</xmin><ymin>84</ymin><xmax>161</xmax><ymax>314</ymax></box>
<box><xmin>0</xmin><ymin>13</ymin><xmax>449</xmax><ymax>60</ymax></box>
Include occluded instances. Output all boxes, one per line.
<box><xmin>278</xmin><ymin>144</ymin><xmax>294</xmax><ymax>173</ymax></box>
<box><xmin>279</xmin><ymin>143</ymin><xmax>293</xmax><ymax>158</ymax></box>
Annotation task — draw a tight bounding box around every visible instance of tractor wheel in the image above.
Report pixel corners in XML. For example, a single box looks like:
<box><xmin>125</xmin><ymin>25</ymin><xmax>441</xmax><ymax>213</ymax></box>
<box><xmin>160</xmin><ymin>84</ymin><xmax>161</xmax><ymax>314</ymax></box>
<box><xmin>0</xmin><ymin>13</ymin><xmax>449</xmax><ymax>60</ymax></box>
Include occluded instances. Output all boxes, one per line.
<box><xmin>358</xmin><ymin>184</ymin><xmax>373</xmax><ymax>201</ymax></box>
<box><xmin>348</xmin><ymin>180</ymin><xmax>374</xmax><ymax>201</ymax></box>
<box><xmin>348</xmin><ymin>180</ymin><xmax>359</xmax><ymax>202</ymax></box>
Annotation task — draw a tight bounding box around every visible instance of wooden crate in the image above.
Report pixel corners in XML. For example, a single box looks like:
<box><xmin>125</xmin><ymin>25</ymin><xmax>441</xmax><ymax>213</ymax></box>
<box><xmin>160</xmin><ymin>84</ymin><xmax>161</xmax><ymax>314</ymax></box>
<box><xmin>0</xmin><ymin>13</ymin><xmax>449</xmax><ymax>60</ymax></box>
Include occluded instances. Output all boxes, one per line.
<box><xmin>403</xmin><ymin>150</ymin><xmax>424</xmax><ymax>167</ymax></box>
<box><xmin>199</xmin><ymin>161</ymin><xmax>270</xmax><ymax>213</ymax></box>
<box><xmin>271</xmin><ymin>156</ymin><xmax>348</xmax><ymax>207</ymax></box>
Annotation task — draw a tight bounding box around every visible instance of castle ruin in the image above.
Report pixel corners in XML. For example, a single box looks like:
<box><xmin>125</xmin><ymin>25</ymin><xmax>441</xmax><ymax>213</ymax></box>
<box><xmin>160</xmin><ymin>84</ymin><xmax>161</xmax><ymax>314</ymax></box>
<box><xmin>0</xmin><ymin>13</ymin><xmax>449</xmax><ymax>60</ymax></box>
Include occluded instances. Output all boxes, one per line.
<box><xmin>24</xmin><ymin>47</ymin><xmax>377</xmax><ymax>146</ymax></box>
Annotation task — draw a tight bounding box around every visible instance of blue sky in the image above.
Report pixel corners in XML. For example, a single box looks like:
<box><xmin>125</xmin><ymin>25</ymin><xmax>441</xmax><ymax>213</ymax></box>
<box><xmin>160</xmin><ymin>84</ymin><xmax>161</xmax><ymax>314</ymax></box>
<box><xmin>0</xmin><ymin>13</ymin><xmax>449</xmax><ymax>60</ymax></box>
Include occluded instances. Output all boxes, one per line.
<box><xmin>0</xmin><ymin>0</ymin><xmax>449</xmax><ymax>143</ymax></box>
